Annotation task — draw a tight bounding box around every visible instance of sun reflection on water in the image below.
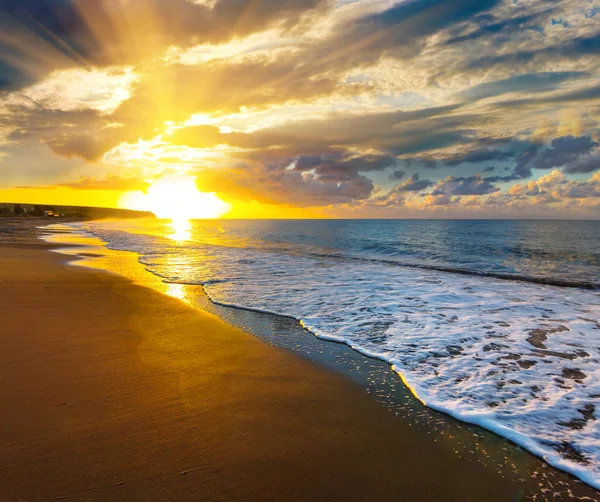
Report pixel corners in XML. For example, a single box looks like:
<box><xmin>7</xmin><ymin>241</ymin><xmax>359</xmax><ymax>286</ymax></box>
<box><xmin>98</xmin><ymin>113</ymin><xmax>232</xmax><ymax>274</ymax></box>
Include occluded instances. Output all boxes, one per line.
<box><xmin>168</xmin><ymin>218</ymin><xmax>192</xmax><ymax>243</ymax></box>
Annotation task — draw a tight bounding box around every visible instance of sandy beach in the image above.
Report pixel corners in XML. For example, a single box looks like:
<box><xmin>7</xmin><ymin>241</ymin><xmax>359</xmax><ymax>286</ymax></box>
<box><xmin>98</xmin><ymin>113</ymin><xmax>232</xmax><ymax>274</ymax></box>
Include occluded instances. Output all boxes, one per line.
<box><xmin>0</xmin><ymin>220</ymin><xmax>595</xmax><ymax>501</ymax></box>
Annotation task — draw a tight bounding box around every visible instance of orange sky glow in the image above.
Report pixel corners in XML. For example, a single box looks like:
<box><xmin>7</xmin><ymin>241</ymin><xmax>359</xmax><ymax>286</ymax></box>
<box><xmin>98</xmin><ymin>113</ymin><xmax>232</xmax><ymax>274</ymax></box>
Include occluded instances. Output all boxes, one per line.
<box><xmin>0</xmin><ymin>0</ymin><xmax>598</xmax><ymax>219</ymax></box>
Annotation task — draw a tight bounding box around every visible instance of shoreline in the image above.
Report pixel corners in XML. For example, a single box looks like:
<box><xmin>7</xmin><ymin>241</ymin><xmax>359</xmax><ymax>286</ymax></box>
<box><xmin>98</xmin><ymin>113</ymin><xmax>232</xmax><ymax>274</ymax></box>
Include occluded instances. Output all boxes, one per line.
<box><xmin>172</xmin><ymin>276</ymin><xmax>600</xmax><ymax>491</ymax></box>
<box><xmin>49</xmin><ymin>220</ymin><xmax>600</xmax><ymax>493</ymax></box>
<box><xmin>0</xmin><ymin>219</ymin><xmax>595</xmax><ymax>500</ymax></box>
<box><xmin>188</xmin><ymin>278</ymin><xmax>600</xmax><ymax>492</ymax></box>
<box><xmin>41</xmin><ymin>220</ymin><xmax>600</xmax><ymax>499</ymax></box>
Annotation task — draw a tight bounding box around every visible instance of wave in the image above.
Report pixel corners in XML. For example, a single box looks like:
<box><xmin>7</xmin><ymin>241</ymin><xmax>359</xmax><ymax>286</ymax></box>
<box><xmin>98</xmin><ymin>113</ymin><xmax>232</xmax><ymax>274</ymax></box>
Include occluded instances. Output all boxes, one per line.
<box><xmin>295</xmin><ymin>250</ymin><xmax>600</xmax><ymax>291</ymax></box>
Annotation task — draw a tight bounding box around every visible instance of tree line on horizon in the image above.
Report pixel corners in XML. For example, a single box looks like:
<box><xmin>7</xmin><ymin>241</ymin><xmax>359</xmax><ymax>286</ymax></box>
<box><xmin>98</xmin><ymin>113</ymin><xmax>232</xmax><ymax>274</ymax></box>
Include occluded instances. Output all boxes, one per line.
<box><xmin>0</xmin><ymin>203</ymin><xmax>155</xmax><ymax>220</ymax></box>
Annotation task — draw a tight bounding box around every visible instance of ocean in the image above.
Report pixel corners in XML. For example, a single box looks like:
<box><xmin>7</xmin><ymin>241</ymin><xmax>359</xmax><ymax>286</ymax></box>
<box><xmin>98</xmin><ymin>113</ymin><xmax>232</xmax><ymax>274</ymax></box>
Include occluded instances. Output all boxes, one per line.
<box><xmin>62</xmin><ymin>218</ymin><xmax>600</xmax><ymax>488</ymax></box>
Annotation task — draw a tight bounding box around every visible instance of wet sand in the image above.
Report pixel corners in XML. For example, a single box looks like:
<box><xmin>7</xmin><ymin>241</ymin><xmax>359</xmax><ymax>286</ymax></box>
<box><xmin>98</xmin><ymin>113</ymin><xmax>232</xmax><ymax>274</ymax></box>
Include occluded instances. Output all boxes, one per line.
<box><xmin>0</xmin><ymin>222</ymin><xmax>593</xmax><ymax>500</ymax></box>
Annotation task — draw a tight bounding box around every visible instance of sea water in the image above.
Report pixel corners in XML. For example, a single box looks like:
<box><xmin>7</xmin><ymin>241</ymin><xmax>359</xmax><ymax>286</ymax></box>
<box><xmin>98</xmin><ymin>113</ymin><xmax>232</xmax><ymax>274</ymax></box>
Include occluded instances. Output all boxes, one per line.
<box><xmin>69</xmin><ymin>218</ymin><xmax>600</xmax><ymax>488</ymax></box>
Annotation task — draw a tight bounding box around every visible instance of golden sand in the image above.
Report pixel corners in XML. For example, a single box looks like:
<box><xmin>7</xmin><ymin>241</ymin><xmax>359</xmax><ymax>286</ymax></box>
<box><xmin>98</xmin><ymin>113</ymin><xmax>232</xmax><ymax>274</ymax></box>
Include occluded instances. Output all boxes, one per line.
<box><xmin>0</xmin><ymin>232</ymin><xmax>529</xmax><ymax>501</ymax></box>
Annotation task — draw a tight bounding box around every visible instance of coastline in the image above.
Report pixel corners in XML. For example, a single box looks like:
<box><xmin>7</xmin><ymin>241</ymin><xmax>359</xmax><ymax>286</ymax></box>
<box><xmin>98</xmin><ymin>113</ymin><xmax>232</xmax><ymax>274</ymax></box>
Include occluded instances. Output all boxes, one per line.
<box><xmin>0</xmin><ymin>219</ymin><xmax>597</xmax><ymax>500</ymax></box>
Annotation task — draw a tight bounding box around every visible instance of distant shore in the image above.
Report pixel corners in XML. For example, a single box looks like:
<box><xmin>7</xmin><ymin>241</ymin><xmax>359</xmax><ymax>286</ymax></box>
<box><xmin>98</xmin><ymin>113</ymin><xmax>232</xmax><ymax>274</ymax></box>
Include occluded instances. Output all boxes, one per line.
<box><xmin>0</xmin><ymin>204</ymin><xmax>154</xmax><ymax>220</ymax></box>
<box><xmin>0</xmin><ymin>220</ymin><xmax>598</xmax><ymax>500</ymax></box>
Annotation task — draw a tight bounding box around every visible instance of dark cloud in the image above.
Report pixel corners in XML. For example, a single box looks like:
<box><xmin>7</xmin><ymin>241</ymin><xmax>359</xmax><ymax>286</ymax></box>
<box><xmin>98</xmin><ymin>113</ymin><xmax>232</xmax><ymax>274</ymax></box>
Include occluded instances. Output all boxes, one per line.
<box><xmin>431</xmin><ymin>175</ymin><xmax>500</xmax><ymax>196</ymax></box>
<box><xmin>209</xmin><ymin>152</ymin><xmax>397</xmax><ymax>205</ymax></box>
<box><xmin>400</xmin><ymin>141</ymin><xmax>519</xmax><ymax>169</ymax></box>
<box><xmin>563</xmin><ymin>153</ymin><xmax>600</xmax><ymax>174</ymax></box>
<box><xmin>293</xmin><ymin>154</ymin><xmax>397</xmax><ymax>181</ymax></box>
<box><xmin>0</xmin><ymin>0</ymin><xmax>100</xmax><ymax>66</ymax></box>
<box><xmin>363</xmin><ymin>0</ymin><xmax>500</xmax><ymax>28</ymax></box>
<box><xmin>0</xmin><ymin>59</ymin><xmax>38</xmax><ymax>92</ymax></box>
<box><xmin>195</xmin><ymin>158</ymin><xmax>376</xmax><ymax>207</ymax></box>
<box><xmin>1</xmin><ymin>99</ymin><xmax>470</xmax><ymax>171</ymax></box>
<box><xmin>444</xmin><ymin>147</ymin><xmax>515</xmax><ymax>166</ymax></box>
<box><xmin>388</xmin><ymin>130</ymin><xmax>475</xmax><ymax>156</ymax></box>
<box><xmin>496</xmin><ymin>83</ymin><xmax>600</xmax><ymax>109</ymax></box>
<box><xmin>457</xmin><ymin>72</ymin><xmax>588</xmax><ymax>102</ymax></box>
<box><xmin>370</xmin><ymin>173</ymin><xmax>434</xmax><ymax>207</ymax></box>
<box><xmin>542</xmin><ymin>83</ymin><xmax>600</xmax><ymax>104</ymax></box>
<box><xmin>389</xmin><ymin>169</ymin><xmax>406</xmax><ymax>181</ymax></box>
<box><xmin>531</xmin><ymin>135</ymin><xmax>598</xmax><ymax>170</ymax></box>
<box><xmin>395</xmin><ymin>173</ymin><xmax>434</xmax><ymax>192</ymax></box>
<box><xmin>557</xmin><ymin>180</ymin><xmax>600</xmax><ymax>199</ymax></box>
<box><xmin>468</xmin><ymin>32</ymin><xmax>600</xmax><ymax>71</ymax></box>
<box><xmin>491</xmin><ymin>147</ymin><xmax>539</xmax><ymax>181</ymax></box>
<box><xmin>444</xmin><ymin>11</ymin><xmax>548</xmax><ymax>45</ymax></box>
<box><xmin>486</xmin><ymin>136</ymin><xmax>599</xmax><ymax>181</ymax></box>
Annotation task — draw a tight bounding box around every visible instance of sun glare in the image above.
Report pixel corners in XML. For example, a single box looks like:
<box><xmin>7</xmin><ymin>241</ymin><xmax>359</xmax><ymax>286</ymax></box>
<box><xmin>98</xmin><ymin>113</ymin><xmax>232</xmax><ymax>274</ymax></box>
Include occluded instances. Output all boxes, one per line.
<box><xmin>119</xmin><ymin>174</ymin><xmax>232</xmax><ymax>222</ymax></box>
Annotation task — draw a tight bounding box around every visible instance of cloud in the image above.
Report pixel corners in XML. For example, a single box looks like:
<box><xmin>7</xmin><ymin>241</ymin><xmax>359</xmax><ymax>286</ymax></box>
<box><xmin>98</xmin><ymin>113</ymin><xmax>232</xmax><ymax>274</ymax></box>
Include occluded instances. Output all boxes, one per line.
<box><xmin>194</xmin><ymin>159</ymin><xmax>376</xmax><ymax>207</ymax></box>
<box><xmin>111</xmin><ymin>0</ymin><xmax>505</xmax><ymax>120</ymax></box>
<box><xmin>424</xmin><ymin>193</ymin><xmax>455</xmax><ymax>206</ymax></box>
<box><xmin>165</xmin><ymin>105</ymin><xmax>470</xmax><ymax>155</ymax></box>
<box><xmin>0</xmin><ymin>0</ymin><xmax>599</xmax><ymax>217</ymax></box>
<box><xmin>292</xmin><ymin>153</ymin><xmax>398</xmax><ymax>181</ymax></box>
<box><xmin>484</xmin><ymin>136</ymin><xmax>599</xmax><ymax>182</ymax></box>
<box><xmin>0</xmin><ymin>0</ymin><xmax>330</xmax><ymax>90</ymax></box>
<box><xmin>19</xmin><ymin>174</ymin><xmax>150</xmax><ymax>192</ymax></box>
<box><xmin>355</xmin><ymin>169</ymin><xmax>600</xmax><ymax>216</ymax></box>
<box><xmin>508</xmin><ymin>170</ymin><xmax>600</xmax><ymax>201</ymax></box>
<box><xmin>370</xmin><ymin>173</ymin><xmax>435</xmax><ymax>206</ymax></box>
<box><xmin>57</xmin><ymin>174</ymin><xmax>149</xmax><ymax>191</ymax></box>
<box><xmin>496</xmin><ymin>83</ymin><xmax>600</xmax><ymax>109</ymax></box>
<box><xmin>302</xmin><ymin>0</ymin><xmax>502</xmax><ymax>72</ymax></box>
<box><xmin>489</xmin><ymin>135</ymin><xmax>598</xmax><ymax>181</ymax></box>
<box><xmin>530</xmin><ymin>135</ymin><xmax>598</xmax><ymax>170</ymax></box>
<box><xmin>563</xmin><ymin>152</ymin><xmax>600</xmax><ymax>174</ymax></box>
<box><xmin>444</xmin><ymin>11</ymin><xmax>549</xmax><ymax>46</ymax></box>
<box><xmin>442</xmin><ymin>146</ymin><xmax>516</xmax><ymax>166</ymax></box>
<box><xmin>0</xmin><ymin>104</ymin><xmax>150</xmax><ymax>161</ymax></box>
<box><xmin>483</xmin><ymin>149</ymin><xmax>539</xmax><ymax>182</ymax></box>
<box><xmin>398</xmin><ymin>137</ymin><xmax>527</xmax><ymax>170</ymax></box>
<box><xmin>466</xmin><ymin>32</ymin><xmax>600</xmax><ymax>71</ymax></box>
<box><xmin>510</xmin><ymin>147</ymin><xmax>539</xmax><ymax>180</ymax></box>
<box><xmin>456</xmin><ymin>72</ymin><xmax>588</xmax><ymax>102</ymax></box>
<box><xmin>431</xmin><ymin>174</ymin><xmax>500</xmax><ymax>196</ymax></box>
<box><xmin>396</xmin><ymin>173</ymin><xmax>434</xmax><ymax>192</ymax></box>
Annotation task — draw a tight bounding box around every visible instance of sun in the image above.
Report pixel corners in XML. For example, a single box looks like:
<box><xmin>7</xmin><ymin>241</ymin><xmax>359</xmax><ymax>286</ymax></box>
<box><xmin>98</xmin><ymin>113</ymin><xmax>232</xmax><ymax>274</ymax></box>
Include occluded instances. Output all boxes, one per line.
<box><xmin>119</xmin><ymin>174</ymin><xmax>232</xmax><ymax>221</ymax></box>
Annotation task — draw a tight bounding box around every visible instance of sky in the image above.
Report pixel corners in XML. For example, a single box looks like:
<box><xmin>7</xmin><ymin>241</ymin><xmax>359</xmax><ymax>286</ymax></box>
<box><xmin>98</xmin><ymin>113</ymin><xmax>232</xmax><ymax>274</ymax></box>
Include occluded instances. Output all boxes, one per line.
<box><xmin>0</xmin><ymin>0</ymin><xmax>599</xmax><ymax>219</ymax></box>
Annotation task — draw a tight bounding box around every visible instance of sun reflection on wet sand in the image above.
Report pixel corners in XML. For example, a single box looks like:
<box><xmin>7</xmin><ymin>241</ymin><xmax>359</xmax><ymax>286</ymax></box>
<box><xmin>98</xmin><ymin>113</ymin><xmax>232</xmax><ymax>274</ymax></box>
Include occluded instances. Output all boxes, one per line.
<box><xmin>165</xmin><ymin>282</ymin><xmax>188</xmax><ymax>303</ymax></box>
<box><xmin>42</xmin><ymin>225</ymin><xmax>201</xmax><ymax>315</ymax></box>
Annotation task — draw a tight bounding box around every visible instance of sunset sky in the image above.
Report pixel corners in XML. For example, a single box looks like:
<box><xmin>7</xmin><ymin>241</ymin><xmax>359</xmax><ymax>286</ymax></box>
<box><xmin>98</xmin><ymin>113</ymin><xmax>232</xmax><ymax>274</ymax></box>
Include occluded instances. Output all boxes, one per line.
<box><xmin>0</xmin><ymin>0</ymin><xmax>599</xmax><ymax>218</ymax></box>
